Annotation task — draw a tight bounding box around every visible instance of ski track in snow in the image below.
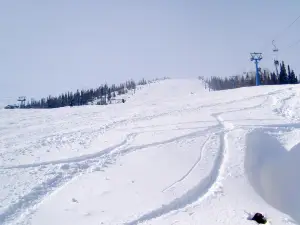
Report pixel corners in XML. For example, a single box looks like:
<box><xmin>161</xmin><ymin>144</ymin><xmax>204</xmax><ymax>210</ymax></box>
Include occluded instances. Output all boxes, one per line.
<box><xmin>271</xmin><ymin>88</ymin><xmax>298</xmax><ymax>122</ymax></box>
<box><xmin>122</xmin><ymin>87</ymin><xmax>297</xmax><ymax>224</ymax></box>
<box><xmin>1</xmin><ymin>85</ymin><xmax>297</xmax><ymax>225</ymax></box>
<box><xmin>0</xmin><ymin>92</ymin><xmax>262</xmax><ymax>168</ymax></box>
<box><xmin>0</xmin><ymin>172</ymin><xmax>66</xmax><ymax>225</ymax></box>
<box><xmin>161</xmin><ymin>135</ymin><xmax>212</xmax><ymax>193</ymax></box>
<box><xmin>0</xmin><ymin>126</ymin><xmax>221</xmax><ymax>224</ymax></box>
<box><xmin>122</xmin><ymin>93</ymin><xmax>276</xmax><ymax>225</ymax></box>
<box><xmin>2</xmin><ymin>126</ymin><xmax>219</xmax><ymax>170</ymax></box>
<box><xmin>2</xmin><ymin>133</ymin><xmax>137</xmax><ymax>169</ymax></box>
<box><xmin>0</xmin><ymin>131</ymin><xmax>138</xmax><ymax>225</ymax></box>
<box><xmin>123</xmin><ymin>132</ymin><xmax>226</xmax><ymax>225</ymax></box>
<box><xmin>1</xmin><ymin>86</ymin><xmax>289</xmax><ymax>168</ymax></box>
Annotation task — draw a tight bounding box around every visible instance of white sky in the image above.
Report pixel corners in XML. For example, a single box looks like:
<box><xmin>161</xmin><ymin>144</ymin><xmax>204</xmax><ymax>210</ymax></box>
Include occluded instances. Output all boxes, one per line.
<box><xmin>1</xmin><ymin>0</ymin><xmax>299</xmax><ymax>105</ymax></box>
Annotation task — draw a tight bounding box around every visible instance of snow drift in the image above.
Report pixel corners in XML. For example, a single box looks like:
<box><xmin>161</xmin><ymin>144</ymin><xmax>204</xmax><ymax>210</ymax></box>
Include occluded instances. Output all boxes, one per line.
<box><xmin>245</xmin><ymin>130</ymin><xmax>300</xmax><ymax>224</ymax></box>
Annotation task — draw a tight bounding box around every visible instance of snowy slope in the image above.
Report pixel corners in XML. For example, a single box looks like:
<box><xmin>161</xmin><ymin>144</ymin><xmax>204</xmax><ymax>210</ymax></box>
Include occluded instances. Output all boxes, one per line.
<box><xmin>1</xmin><ymin>78</ymin><xmax>300</xmax><ymax>225</ymax></box>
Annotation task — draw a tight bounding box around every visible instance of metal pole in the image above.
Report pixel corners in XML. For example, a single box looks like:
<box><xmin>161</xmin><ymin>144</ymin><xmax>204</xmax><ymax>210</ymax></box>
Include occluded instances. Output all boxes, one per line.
<box><xmin>255</xmin><ymin>59</ymin><xmax>259</xmax><ymax>86</ymax></box>
<box><xmin>272</xmin><ymin>40</ymin><xmax>279</xmax><ymax>77</ymax></box>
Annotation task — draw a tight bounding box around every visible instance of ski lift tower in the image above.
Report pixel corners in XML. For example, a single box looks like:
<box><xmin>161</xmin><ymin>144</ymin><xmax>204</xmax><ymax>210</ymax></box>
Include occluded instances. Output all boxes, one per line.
<box><xmin>272</xmin><ymin>40</ymin><xmax>279</xmax><ymax>77</ymax></box>
<box><xmin>250</xmin><ymin>53</ymin><xmax>263</xmax><ymax>86</ymax></box>
<box><xmin>18</xmin><ymin>96</ymin><xmax>26</xmax><ymax>108</ymax></box>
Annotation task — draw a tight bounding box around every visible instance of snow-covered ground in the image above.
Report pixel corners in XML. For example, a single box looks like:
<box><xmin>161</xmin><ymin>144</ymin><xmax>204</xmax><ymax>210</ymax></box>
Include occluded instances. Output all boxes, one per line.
<box><xmin>1</xmin><ymin>78</ymin><xmax>300</xmax><ymax>225</ymax></box>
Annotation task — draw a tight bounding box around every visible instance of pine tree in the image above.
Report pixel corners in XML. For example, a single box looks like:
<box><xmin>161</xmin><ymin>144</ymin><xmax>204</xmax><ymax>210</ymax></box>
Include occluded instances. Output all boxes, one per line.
<box><xmin>285</xmin><ymin>64</ymin><xmax>297</xmax><ymax>84</ymax></box>
<box><xmin>271</xmin><ymin>72</ymin><xmax>278</xmax><ymax>85</ymax></box>
<box><xmin>287</xmin><ymin>65</ymin><xmax>291</xmax><ymax>84</ymax></box>
<box><xmin>279</xmin><ymin>62</ymin><xmax>288</xmax><ymax>84</ymax></box>
<box><xmin>290</xmin><ymin>70</ymin><xmax>297</xmax><ymax>84</ymax></box>
<box><xmin>107</xmin><ymin>88</ymin><xmax>112</xmax><ymax>102</ymax></box>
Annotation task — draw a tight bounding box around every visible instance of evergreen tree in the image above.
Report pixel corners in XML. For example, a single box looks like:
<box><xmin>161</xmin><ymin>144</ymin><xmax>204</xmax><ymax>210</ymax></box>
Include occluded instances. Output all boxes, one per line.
<box><xmin>290</xmin><ymin>70</ymin><xmax>297</xmax><ymax>84</ymax></box>
<box><xmin>279</xmin><ymin>62</ymin><xmax>288</xmax><ymax>84</ymax></box>
<box><xmin>287</xmin><ymin>65</ymin><xmax>297</xmax><ymax>84</ymax></box>
<box><xmin>288</xmin><ymin>65</ymin><xmax>291</xmax><ymax>83</ymax></box>
<box><xmin>107</xmin><ymin>88</ymin><xmax>112</xmax><ymax>102</ymax></box>
<box><xmin>271</xmin><ymin>72</ymin><xmax>278</xmax><ymax>85</ymax></box>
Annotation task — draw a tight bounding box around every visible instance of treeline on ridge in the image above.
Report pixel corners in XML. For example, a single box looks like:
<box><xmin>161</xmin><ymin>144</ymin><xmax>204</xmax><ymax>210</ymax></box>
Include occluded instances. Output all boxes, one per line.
<box><xmin>21</xmin><ymin>77</ymin><xmax>168</xmax><ymax>109</ymax></box>
<box><xmin>202</xmin><ymin>61</ymin><xmax>298</xmax><ymax>91</ymax></box>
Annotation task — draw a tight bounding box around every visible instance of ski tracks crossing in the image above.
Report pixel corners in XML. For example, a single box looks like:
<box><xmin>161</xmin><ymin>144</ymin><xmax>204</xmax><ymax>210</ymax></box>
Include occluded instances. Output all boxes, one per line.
<box><xmin>1</xmin><ymin>86</ymin><xmax>295</xmax><ymax>225</ymax></box>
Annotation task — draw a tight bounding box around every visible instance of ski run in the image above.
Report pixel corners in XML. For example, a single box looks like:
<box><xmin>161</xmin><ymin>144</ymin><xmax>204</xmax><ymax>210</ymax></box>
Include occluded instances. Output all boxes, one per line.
<box><xmin>1</xmin><ymin>78</ymin><xmax>300</xmax><ymax>225</ymax></box>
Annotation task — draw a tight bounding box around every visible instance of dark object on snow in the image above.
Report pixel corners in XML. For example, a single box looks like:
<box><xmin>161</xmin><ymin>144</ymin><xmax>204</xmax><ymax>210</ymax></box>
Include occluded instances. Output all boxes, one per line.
<box><xmin>72</xmin><ymin>198</ymin><xmax>79</xmax><ymax>203</ymax></box>
<box><xmin>252</xmin><ymin>213</ymin><xmax>267</xmax><ymax>224</ymax></box>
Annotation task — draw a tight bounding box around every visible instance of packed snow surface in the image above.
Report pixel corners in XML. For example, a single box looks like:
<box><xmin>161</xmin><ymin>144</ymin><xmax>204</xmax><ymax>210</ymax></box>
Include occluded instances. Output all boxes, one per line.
<box><xmin>1</xmin><ymin>78</ymin><xmax>300</xmax><ymax>225</ymax></box>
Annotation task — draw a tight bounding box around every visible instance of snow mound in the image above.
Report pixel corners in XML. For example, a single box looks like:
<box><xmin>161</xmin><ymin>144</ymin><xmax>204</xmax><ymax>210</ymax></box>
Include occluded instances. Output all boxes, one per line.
<box><xmin>245</xmin><ymin>130</ymin><xmax>300</xmax><ymax>224</ymax></box>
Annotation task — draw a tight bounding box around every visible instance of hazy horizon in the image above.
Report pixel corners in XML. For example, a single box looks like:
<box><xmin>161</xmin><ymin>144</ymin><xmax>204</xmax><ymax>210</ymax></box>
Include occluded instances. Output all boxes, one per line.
<box><xmin>1</xmin><ymin>1</ymin><xmax>300</xmax><ymax>105</ymax></box>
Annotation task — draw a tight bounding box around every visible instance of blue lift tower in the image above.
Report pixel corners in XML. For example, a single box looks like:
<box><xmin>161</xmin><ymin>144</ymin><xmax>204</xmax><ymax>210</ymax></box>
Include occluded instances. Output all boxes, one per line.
<box><xmin>250</xmin><ymin>53</ymin><xmax>263</xmax><ymax>86</ymax></box>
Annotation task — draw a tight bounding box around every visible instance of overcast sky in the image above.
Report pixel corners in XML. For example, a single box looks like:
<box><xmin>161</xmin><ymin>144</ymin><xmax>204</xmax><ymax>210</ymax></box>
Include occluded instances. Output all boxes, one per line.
<box><xmin>1</xmin><ymin>0</ymin><xmax>299</xmax><ymax>105</ymax></box>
